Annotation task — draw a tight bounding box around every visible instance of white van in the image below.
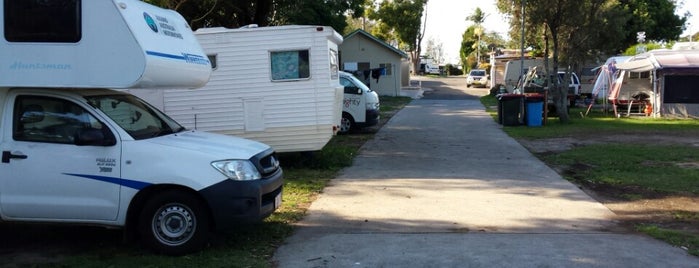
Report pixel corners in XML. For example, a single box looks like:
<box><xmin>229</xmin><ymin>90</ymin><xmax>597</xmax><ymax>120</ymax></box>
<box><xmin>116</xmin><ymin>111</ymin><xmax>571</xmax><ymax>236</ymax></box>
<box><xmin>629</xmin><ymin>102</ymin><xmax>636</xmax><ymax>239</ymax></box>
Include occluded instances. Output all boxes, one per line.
<box><xmin>0</xmin><ymin>0</ymin><xmax>282</xmax><ymax>255</ymax></box>
<box><xmin>338</xmin><ymin>71</ymin><xmax>380</xmax><ymax>133</ymax></box>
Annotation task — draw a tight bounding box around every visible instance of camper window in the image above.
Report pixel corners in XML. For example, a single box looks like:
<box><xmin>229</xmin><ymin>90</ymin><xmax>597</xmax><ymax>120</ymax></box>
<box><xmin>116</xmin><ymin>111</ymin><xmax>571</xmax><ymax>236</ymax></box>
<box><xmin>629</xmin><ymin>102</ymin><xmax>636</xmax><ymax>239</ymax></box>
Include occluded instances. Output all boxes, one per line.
<box><xmin>270</xmin><ymin>50</ymin><xmax>310</xmax><ymax>81</ymax></box>
<box><xmin>629</xmin><ymin>71</ymin><xmax>650</xmax><ymax>79</ymax></box>
<box><xmin>207</xmin><ymin>54</ymin><xmax>218</xmax><ymax>70</ymax></box>
<box><xmin>4</xmin><ymin>0</ymin><xmax>81</xmax><ymax>43</ymax></box>
<box><xmin>330</xmin><ymin>49</ymin><xmax>339</xmax><ymax>79</ymax></box>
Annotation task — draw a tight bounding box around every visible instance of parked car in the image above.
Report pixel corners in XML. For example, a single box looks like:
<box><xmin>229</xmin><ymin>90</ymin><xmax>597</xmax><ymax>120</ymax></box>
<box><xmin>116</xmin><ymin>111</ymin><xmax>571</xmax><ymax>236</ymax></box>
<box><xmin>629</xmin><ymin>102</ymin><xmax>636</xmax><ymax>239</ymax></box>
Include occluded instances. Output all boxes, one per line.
<box><xmin>466</xmin><ymin>69</ymin><xmax>488</xmax><ymax>88</ymax></box>
<box><xmin>558</xmin><ymin>71</ymin><xmax>581</xmax><ymax>107</ymax></box>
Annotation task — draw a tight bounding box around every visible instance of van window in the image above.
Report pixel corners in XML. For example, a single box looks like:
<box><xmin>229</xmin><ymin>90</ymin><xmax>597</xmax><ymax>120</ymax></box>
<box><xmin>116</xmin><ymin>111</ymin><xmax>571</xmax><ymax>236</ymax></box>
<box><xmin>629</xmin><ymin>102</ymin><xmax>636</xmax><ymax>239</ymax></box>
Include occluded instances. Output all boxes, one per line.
<box><xmin>270</xmin><ymin>50</ymin><xmax>310</xmax><ymax>81</ymax></box>
<box><xmin>4</xmin><ymin>0</ymin><xmax>82</xmax><ymax>43</ymax></box>
<box><xmin>340</xmin><ymin>77</ymin><xmax>360</xmax><ymax>94</ymax></box>
<box><xmin>13</xmin><ymin>96</ymin><xmax>105</xmax><ymax>144</ymax></box>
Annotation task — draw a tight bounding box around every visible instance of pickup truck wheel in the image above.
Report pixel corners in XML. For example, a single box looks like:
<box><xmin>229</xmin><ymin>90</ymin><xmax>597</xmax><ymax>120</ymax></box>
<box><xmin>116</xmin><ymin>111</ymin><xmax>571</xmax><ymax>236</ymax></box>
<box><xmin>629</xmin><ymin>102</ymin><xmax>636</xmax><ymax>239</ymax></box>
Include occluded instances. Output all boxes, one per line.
<box><xmin>139</xmin><ymin>190</ymin><xmax>210</xmax><ymax>255</ymax></box>
<box><xmin>339</xmin><ymin>113</ymin><xmax>354</xmax><ymax>134</ymax></box>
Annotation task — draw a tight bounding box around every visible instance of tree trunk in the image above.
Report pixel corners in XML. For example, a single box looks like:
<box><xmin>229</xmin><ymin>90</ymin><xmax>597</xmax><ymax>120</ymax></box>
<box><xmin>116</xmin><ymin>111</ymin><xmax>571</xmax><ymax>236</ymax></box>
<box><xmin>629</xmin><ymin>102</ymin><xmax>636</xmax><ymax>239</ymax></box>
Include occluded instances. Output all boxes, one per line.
<box><xmin>549</xmin><ymin>27</ymin><xmax>569</xmax><ymax>123</ymax></box>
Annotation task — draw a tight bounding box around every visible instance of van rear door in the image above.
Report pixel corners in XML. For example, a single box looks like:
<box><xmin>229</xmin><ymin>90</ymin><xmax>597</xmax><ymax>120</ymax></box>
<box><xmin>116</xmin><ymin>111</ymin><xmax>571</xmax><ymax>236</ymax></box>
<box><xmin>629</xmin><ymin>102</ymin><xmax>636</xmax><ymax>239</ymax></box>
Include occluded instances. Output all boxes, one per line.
<box><xmin>1</xmin><ymin>93</ymin><xmax>122</xmax><ymax>221</ymax></box>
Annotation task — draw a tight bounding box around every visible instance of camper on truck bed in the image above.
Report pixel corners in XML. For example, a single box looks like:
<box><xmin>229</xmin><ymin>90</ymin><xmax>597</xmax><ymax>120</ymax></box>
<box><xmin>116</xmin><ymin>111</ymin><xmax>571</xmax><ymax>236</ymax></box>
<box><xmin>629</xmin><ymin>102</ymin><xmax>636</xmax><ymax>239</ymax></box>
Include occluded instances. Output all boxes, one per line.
<box><xmin>0</xmin><ymin>0</ymin><xmax>282</xmax><ymax>255</ymax></box>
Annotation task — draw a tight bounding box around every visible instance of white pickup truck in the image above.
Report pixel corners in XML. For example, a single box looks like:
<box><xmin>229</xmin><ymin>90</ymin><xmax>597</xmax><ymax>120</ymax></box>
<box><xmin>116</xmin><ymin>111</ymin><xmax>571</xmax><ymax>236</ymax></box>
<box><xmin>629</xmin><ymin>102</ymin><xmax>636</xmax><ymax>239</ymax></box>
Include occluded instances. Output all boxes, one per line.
<box><xmin>0</xmin><ymin>0</ymin><xmax>282</xmax><ymax>255</ymax></box>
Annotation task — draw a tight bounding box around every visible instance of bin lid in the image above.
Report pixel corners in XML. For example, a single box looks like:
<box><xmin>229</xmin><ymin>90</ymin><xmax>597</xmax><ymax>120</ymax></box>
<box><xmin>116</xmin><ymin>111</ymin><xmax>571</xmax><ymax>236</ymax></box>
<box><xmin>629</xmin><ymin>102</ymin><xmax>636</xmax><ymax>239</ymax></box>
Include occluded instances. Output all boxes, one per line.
<box><xmin>497</xmin><ymin>94</ymin><xmax>524</xmax><ymax>100</ymax></box>
<box><xmin>524</xmin><ymin>93</ymin><xmax>545</xmax><ymax>101</ymax></box>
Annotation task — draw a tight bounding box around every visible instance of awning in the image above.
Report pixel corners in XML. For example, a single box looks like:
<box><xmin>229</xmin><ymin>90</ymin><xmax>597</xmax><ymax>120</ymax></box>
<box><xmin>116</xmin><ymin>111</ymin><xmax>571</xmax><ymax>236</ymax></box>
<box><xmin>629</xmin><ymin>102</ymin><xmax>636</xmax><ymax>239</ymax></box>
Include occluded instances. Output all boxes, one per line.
<box><xmin>616</xmin><ymin>50</ymin><xmax>699</xmax><ymax>72</ymax></box>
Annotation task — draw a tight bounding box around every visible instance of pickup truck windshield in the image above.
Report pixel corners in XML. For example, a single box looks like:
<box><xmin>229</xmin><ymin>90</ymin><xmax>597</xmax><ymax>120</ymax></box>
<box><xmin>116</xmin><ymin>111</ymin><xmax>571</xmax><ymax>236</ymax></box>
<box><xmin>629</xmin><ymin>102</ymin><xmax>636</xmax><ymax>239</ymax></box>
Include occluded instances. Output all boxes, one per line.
<box><xmin>85</xmin><ymin>95</ymin><xmax>184</xmax><ymax>140</ymax></box>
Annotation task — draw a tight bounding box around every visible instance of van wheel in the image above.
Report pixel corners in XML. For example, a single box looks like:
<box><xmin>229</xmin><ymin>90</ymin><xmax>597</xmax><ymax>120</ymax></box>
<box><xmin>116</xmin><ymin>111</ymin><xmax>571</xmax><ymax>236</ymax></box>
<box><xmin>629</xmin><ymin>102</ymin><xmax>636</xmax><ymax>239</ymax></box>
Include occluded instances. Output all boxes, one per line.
<box><xmin>339</xmin><ymin>113</ymin><xmax>354</xmax><ymax>134</ymax></box>
<box><xmin>138</xmin><ymin>190</ymin><xmax>210</xmax><ymax>255</ymax></box>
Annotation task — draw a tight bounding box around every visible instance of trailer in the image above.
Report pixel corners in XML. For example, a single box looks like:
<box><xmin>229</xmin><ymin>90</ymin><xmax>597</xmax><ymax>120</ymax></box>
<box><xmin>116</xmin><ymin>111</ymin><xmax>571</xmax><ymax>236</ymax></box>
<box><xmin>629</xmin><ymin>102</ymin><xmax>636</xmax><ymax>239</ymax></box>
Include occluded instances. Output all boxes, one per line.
<box><xmin>130</xmin><ymin>25</ymin><xmax>344</xmax><ymax>153</ymax></box>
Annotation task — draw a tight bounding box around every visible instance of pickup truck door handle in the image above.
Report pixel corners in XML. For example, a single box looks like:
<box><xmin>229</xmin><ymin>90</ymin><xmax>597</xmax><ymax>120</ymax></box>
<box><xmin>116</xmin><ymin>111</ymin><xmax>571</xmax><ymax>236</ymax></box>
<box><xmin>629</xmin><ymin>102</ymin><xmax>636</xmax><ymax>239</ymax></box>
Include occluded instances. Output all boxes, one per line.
<box><xmin>2</xmin><ymin>151</ymin><xmax>28</xmax><ymax>163</ymax></box>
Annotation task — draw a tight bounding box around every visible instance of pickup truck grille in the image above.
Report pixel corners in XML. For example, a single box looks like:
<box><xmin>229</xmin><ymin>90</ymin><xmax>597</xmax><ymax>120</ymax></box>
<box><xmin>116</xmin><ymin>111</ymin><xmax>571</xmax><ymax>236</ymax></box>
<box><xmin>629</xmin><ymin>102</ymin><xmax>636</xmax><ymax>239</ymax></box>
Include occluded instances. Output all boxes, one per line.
<box><xmin>251</xmin><ymin>149</ymin><xmax>281</xmax><ymax>177</ymax></box>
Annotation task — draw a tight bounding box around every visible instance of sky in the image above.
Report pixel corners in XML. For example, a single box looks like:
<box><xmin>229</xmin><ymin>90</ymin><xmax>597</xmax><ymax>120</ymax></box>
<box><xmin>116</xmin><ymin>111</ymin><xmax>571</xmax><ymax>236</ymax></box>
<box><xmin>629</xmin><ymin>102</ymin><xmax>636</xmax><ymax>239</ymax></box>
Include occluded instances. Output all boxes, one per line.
<box><xmin>421</xmin><ymin>0</ymin><xmax>699</xmax><ymax>65</ymax></box>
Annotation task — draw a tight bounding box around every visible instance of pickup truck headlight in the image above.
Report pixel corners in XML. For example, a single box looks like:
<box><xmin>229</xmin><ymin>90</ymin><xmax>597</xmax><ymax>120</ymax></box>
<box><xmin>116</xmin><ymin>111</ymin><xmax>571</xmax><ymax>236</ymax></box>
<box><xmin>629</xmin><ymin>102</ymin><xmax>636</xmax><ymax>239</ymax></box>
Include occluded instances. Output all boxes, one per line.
<box><xmin>211</xmin><ymin>160</ymin><xmax>261</xmax><ymax>181</ymax></box>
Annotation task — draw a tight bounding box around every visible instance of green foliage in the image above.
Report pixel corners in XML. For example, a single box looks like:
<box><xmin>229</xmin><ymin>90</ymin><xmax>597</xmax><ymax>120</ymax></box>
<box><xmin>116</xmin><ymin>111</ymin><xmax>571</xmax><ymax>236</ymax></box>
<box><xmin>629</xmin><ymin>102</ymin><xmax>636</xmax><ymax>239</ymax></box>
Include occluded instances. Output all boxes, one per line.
<box><xmin>445</xmin><ymin>64</ymin><xmax>463</xmax><ymax>76</ymax></box>
<box><xmin>460</xmin><ymin>26</ymin><xmax>478</xmax><ymax>69</ymax></box>
<box><xmin>619</xmin><ymin>0</ymin><xmax>687</xmax><ymax>44</ymax></box>
<box><xmin>273</xmin><ymin>0</ymin><xmax>370</xmax><ymax>33</ymax></box>
<box><xmin>369</xmin><ymin>0</ymin><xmax>427</xmax><ymax>52</ymax></box>
<box><xmin>495</xmin><ymin>0</ymin><xmax>687</xmax><ymax>59</ymax></box>
<box><xmin>622</xmin><ymin>43</ymin><xmax>666</xmax><ymax>56</ymax></box>
<box><xmin>145</xmin><ymin>0</ymin><xmax>370</xmax><ymax>32</ymax></box>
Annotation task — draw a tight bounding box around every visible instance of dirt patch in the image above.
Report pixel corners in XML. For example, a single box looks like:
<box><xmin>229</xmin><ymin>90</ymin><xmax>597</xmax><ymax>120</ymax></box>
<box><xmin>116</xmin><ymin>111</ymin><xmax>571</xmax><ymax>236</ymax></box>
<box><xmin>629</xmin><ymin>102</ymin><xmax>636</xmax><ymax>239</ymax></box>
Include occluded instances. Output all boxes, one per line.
<box><xmin>516</xmin><ymin>133</ymin><xmax>699</xmax><ymax>235</ymax></box>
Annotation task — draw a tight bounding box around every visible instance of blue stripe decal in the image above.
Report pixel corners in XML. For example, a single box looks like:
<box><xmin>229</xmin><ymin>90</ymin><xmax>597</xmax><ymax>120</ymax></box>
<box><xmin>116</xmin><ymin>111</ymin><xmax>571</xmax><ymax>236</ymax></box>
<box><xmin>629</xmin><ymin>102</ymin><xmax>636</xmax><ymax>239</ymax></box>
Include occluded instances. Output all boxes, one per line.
<box><xmin>64</xmin><ymin>173</ymin><xmax>151</xmax><ymax>190</ymax></box>
<box><xmin>145</xmin><ymin>51</ymin><xmax>210</xmax><ymax>65</ymax></box>
<box><xmin>146</xmin><ymin>50</ymin><xmax>185</xmax><ymax>60</ymax></box>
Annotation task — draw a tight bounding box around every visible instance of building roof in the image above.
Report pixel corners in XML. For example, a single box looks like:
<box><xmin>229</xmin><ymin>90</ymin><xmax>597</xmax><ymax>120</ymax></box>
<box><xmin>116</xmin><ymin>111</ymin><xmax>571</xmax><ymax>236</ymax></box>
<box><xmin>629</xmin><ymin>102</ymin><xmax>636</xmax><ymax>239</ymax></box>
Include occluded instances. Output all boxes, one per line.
<box><xmin>344</xmin><ymin>29</ymin><xmax>408</xmax><ymax>58</ymax></box>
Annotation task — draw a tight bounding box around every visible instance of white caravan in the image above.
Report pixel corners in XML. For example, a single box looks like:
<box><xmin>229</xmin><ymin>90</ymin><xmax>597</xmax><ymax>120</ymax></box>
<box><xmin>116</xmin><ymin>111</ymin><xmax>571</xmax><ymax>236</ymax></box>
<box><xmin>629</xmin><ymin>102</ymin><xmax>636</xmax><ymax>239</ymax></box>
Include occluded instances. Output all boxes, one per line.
<box><xmin>338</xmin><ymin>71</ymin><xmax>380</xmax><ymax>133</ymax></box>
<box><xmin>0</xmin><ymin>0</ymin><xmax>282</xmax><ymax>255</ymax></box>
<box><xmin>130</xmin><ymin>25</ymin><xmax>344</xmax><ymax>153</ymax></box>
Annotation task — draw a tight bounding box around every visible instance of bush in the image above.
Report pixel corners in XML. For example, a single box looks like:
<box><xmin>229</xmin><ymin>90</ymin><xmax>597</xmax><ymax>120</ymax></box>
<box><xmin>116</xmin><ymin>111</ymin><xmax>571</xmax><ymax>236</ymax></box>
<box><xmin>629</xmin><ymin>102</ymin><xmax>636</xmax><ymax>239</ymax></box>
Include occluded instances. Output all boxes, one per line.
<box><xmin>489</xmin><ymin>84</ymin><xmax>506</xmax><ymax>96</ymax></box>
<box><xmin>445</xmin><ymin>64</ymin><xmax>463</xmax><ymax>76</ymax></box>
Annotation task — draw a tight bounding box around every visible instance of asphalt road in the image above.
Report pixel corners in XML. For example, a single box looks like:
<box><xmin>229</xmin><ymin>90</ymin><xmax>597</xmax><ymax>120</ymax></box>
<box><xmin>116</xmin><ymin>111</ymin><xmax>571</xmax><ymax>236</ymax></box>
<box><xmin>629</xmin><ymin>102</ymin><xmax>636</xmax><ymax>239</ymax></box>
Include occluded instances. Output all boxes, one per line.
<box><xmin>272</xmin><ymin>76</ymin><xmax>699</xmax><ymax>267</ymax></box>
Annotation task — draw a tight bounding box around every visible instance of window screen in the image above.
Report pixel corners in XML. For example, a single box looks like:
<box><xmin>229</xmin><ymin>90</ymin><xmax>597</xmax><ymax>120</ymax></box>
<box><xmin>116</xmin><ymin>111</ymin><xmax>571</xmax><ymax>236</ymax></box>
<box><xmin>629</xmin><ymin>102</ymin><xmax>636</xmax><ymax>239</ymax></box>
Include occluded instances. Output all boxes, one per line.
<box><xmin>4</xmin><ymin>0</ymin><xmax>81</xmax><ymax>43</ymax></box>
<box><xmin>664</xmin><ymin>75</ymin><xmax>699</xmax><ymax>103</ymax></box>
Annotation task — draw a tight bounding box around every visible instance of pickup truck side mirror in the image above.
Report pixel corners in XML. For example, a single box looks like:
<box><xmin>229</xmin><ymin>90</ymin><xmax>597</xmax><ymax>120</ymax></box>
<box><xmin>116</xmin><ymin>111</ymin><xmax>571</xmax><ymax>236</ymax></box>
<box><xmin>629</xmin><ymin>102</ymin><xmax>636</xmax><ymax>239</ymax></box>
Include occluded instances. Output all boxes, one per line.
<box><xmin>75</xmin><ymin>128</ymin><xmax>117</xmax><ymax>146</ymax></box>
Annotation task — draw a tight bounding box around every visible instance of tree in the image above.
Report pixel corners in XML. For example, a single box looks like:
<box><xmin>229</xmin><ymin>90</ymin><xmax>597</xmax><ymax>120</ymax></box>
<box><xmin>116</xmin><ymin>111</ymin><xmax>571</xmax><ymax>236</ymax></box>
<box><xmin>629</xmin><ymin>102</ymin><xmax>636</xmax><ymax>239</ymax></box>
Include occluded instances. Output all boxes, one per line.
<box><xmin>618</xmin><ymin>0</ymin><xmax>687</xmax><ymax>45</ymax></box>
<box><xmin>495</xmin><ymin>0</ymin><xmax>684</xmax><ymax>123</ymax></box>
<box><xmin>145</xmin><ymin>0</ymin><xmax>370</xmax><ymax>32</ymax></box>
<box><xmin>144</xmin><ymin>0</ymin><xmax>273</xmax><ymax>29</ymax></box>
<box><xmin>467</xmin><ymin>7</ymin><xmax>488</xmax><ymax>66</ymax></box>
<box><xmin>369</xmin><ymin>0</ymin><xmax>428</xmax><ymax>72</ymax></box>
<box><xmin>459</xmin><ymin>26</ymin><xmax>478</xmax><ymax>69</ymax></box>
<box><xmin>272</xmin><ymin>0</ymin><xmax>369</xmax><ymax>33</ymax></box>
<box><xmin>424</xmin><ymin>37</ymin><xmax>445</xmax><ymax>64</ymax></box>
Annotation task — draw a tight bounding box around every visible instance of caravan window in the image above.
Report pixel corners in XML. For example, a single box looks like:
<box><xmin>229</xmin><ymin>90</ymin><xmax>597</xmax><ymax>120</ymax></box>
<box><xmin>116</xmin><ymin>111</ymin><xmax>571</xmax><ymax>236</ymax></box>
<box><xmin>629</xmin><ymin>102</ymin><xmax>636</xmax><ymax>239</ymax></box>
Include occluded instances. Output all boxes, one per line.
<box><xmin>4</xmin><ymin>0</ymin><xmax>82</xmax><ymax>43</ymax></box>
<box><xmin>330</xmin><ymin>49</ymin><xmax>339</xmax><ymax>80</ymax></box>
<box><xmin>270</xmin><ymin>50</ymin><xmax>310</xmax><ymax>81</ymax></box>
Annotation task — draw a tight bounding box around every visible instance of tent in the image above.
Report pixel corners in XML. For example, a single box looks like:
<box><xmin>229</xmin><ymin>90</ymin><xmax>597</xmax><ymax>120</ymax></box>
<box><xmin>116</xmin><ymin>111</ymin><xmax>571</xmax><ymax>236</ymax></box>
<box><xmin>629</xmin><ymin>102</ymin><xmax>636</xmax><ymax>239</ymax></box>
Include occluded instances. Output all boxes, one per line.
<box><xmin>611</xmin><ymin>49</ymin><xmax>699</xmax><ymax>118</ymax></box>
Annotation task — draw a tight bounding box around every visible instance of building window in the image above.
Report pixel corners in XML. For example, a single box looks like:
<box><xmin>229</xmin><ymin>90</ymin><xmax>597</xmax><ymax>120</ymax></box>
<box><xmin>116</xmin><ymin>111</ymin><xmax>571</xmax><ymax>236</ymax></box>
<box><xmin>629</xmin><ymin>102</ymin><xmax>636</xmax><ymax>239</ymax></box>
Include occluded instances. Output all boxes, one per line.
<box><xmin>4</xmin><ymin>0</ymin><xmax>82</xmax><ymax>43</ymax></box>
<box><xmin>379</xmin><ymin>63</ymin><xmax>393</xmax><ymax>76</ymax></box>
<box><xmin>270</xmin><ymin>50</ymin><xmax>310</xmax><ymax>81</ymax></box>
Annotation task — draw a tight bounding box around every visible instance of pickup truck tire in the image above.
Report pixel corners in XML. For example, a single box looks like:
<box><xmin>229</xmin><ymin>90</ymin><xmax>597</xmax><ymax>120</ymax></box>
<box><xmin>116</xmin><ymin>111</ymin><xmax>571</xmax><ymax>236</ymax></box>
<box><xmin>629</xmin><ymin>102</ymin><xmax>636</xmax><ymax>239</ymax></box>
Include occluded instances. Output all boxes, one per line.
<box><xmin>138</xmin><ymin>190</ymin><xmax>210</xmax><ymax>255</ymax></box>
<box><xmin>339</xmin><ymin>112</ymin><xmax>354</xmax><ymax>134</ymax></box>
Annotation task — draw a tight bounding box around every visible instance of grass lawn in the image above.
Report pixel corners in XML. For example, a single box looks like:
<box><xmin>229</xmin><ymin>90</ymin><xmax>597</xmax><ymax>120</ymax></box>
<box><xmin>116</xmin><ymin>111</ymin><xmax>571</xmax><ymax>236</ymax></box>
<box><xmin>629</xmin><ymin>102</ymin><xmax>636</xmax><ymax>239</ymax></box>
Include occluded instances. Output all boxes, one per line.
<box><xmin>481</xmin><ymin>94</ymin><xmax>699</xmax><ymax>256</ymax></box>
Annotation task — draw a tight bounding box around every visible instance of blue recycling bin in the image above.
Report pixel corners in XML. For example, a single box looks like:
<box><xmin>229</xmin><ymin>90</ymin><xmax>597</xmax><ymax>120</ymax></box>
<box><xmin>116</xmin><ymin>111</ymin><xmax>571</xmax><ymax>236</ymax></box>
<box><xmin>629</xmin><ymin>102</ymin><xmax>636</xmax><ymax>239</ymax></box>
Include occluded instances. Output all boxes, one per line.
<box><xmin>525</xmin><ymin>96</ymin><xmax>544</xmax><ymax>127</ymax></box>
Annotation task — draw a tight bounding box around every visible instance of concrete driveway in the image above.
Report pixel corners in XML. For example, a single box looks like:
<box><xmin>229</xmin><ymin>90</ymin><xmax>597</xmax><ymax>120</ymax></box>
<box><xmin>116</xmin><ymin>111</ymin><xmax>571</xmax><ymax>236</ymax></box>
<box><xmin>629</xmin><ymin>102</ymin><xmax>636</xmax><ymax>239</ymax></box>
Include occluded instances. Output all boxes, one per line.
<box><xmin>272</xmin><ymin>77</ymin><xmax>698</xmax><ymax>267</ymax></box>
